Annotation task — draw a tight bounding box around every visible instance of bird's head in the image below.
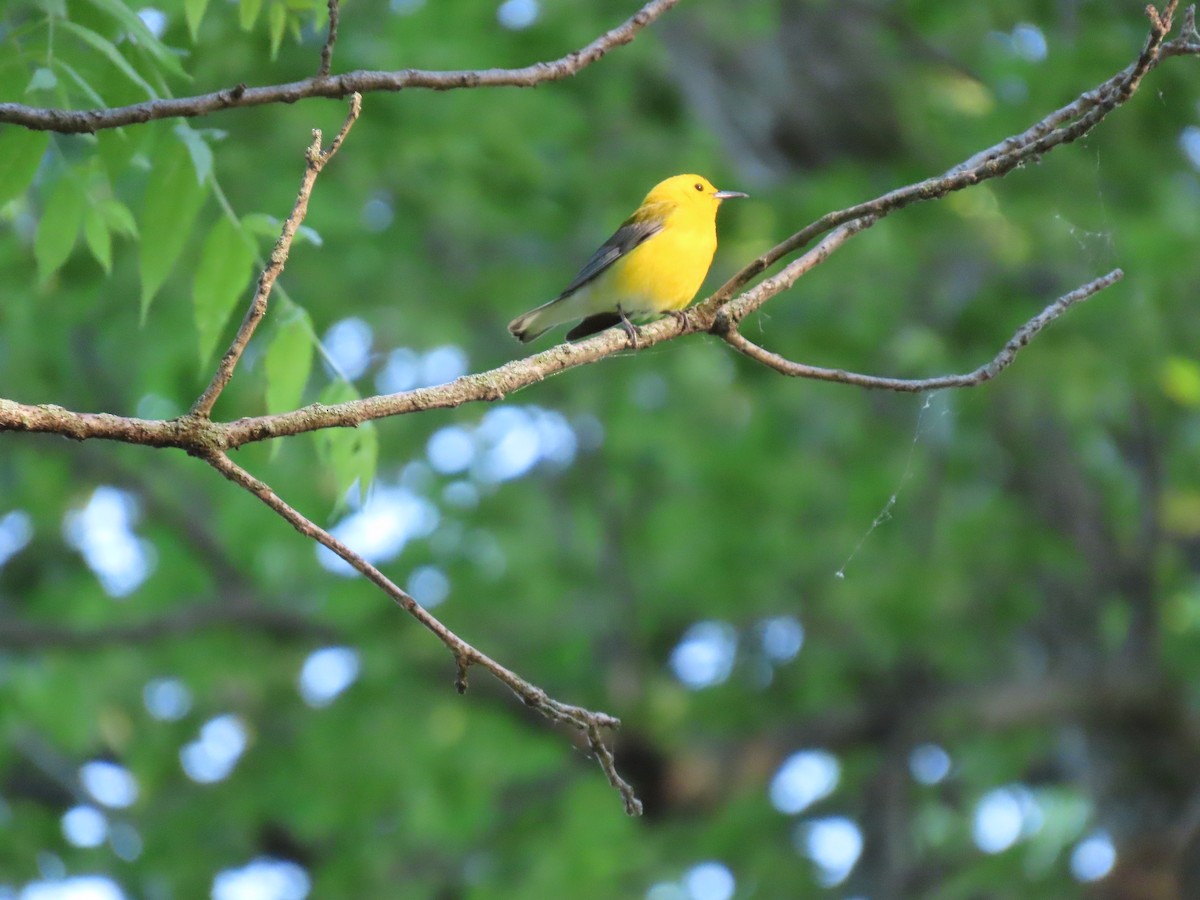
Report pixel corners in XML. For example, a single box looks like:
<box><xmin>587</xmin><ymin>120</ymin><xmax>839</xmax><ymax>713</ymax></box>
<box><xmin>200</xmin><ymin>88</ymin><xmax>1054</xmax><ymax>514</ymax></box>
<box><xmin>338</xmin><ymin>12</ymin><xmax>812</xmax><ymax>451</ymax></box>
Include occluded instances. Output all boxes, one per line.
<box><xmin>642</xmin><ymin>174</ymin><xmax>748</xmax><ymax>212</ymax></box>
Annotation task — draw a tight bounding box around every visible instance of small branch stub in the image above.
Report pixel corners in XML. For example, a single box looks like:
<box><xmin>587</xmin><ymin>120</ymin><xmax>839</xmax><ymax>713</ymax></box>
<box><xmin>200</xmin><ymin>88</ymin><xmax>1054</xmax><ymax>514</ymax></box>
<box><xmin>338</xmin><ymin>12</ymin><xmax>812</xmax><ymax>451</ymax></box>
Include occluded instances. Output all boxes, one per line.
<box><xmin>455</xmin><ymin>656</ymin><xmax>472</xmax><ymax>694</ymax></box>
<box><xmin>588</xmin><ymin>724</ymin><xmax>643</xmax><ymax>817</ymax></box>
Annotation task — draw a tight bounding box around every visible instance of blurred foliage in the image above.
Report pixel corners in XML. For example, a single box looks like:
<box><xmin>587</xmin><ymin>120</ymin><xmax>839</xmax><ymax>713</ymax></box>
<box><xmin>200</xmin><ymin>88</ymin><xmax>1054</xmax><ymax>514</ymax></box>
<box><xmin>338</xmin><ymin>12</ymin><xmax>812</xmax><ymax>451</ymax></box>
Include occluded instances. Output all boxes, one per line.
<box><xmin>2</xmin><ymin>0</ymin><xmax>1200</xmax><ymax>897</ymax></box>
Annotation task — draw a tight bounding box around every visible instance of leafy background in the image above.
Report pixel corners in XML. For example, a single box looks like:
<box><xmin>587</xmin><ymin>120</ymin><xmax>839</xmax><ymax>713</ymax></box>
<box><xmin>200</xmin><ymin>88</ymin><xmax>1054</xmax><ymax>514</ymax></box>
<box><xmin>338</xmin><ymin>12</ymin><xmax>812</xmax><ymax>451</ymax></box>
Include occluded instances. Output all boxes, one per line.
<box><xmin>2</xmin><ymin>0</ymin><xmax>1200</xmax><ymax>897</ymax></box>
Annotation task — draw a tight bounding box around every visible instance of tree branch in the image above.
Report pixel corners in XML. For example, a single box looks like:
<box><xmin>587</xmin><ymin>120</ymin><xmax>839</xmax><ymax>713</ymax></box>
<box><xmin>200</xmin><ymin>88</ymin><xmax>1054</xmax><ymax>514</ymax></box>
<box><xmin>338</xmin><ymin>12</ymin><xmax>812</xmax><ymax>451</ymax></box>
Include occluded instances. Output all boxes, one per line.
<box><xmin>0</xmin><ymin>0</ymin><xmax>681</xmax><ymax>134</ymax></box>
<box><xmin>318</xmin><ymin>0</ymin><xmax>341</xmax><ymax>78</ymax></box>
<box><xmin>202</xmin><ymin>449</ymin><xmax>640</xmax><ymax>815</ymax></box>
<box><xmin>720</xmin><ymin>270</ymin><xmax>1123</xmax><ymax>391</ymax></box>
<box><xmin>0</xmin><ymin>4</ymin><xmax>1193</xmax><ymax>818</ymax></box>
<box><xmin>699</xmin><ymin>0</ymin><xmax>1194</xmax><ymax>317</ymax></box>
<box><xmin>191</xmin><ymin>93</ymin><xmax>361</xmax><ymax>418</ymax></box>
<box><xmin>1</xmin><ymin>6</ymin><xmax>1192</xmax><ymax>450</ymax></box>
<box><xmin>0</xmin><ymin>599</ymin><xmax>336</xmax><ymax>649</ymax></box>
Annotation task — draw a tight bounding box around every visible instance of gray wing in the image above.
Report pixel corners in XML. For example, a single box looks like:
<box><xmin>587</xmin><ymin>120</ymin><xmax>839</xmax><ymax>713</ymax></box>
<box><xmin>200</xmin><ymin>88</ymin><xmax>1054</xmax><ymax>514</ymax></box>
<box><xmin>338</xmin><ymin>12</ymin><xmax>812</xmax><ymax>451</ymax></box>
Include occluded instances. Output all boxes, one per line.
<box><xmin>556</xmin><ymin>216</ymin><xmax>664</xmax><ymax>299</ymax></box>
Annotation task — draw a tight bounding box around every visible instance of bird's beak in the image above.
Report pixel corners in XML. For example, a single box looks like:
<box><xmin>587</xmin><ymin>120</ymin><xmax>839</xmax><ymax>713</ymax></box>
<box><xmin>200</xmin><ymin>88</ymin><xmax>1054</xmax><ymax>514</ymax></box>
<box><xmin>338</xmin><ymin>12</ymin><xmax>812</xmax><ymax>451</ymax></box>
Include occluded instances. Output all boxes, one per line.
<box><xmin>713</xmin><ymin>189</ymin><xmax>749</xmax><ymax>200</ymax></box>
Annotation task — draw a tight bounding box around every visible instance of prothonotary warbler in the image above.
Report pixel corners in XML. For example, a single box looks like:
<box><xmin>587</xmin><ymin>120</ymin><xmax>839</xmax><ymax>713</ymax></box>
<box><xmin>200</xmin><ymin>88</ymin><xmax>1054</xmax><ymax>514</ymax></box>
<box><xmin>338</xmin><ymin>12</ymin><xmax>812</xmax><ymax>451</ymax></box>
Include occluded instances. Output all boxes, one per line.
<box><xmin>508</xmin><ymin>174</ymin><xmax>747</xmax><ymax>343</ymax></box>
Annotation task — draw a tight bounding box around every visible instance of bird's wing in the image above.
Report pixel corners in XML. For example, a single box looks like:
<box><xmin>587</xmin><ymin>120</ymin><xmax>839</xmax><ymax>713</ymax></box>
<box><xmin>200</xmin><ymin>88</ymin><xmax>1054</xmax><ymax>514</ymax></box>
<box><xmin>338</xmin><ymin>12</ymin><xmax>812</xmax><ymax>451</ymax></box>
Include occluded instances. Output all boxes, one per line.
<box><xmin>556</xmin><ymin>214</ymin><xmax>664</xmax><ymax>299</ymax></box>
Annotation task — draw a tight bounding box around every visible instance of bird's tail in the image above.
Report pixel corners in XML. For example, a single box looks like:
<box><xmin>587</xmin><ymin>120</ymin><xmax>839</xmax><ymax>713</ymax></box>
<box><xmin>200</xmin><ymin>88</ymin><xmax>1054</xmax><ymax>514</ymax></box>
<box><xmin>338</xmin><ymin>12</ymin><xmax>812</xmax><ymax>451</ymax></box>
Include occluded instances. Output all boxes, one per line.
<box><xmin>508</xmin><ymin>297</ymin><xmax>571</xmax><ymax>343</ymax></box>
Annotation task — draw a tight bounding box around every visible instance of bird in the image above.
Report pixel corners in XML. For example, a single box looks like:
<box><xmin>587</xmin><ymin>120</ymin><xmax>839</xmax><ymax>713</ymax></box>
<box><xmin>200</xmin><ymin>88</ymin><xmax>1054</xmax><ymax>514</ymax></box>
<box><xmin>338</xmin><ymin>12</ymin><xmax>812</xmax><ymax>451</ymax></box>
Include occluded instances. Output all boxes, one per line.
<box><xmin>507</xmin><ymin>174</ymin><xmax>748</xmax><ymax>344</ymax></box>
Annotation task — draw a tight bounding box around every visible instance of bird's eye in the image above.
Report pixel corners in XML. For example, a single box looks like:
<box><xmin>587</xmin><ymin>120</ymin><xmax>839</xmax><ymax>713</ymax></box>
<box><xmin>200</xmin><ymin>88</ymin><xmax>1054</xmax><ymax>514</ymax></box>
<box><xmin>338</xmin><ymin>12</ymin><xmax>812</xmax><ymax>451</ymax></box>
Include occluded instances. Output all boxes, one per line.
<box><xmin>694</xmin><ymin>182</ymin><xmax>704</xmax><ymax>192</ymax></box>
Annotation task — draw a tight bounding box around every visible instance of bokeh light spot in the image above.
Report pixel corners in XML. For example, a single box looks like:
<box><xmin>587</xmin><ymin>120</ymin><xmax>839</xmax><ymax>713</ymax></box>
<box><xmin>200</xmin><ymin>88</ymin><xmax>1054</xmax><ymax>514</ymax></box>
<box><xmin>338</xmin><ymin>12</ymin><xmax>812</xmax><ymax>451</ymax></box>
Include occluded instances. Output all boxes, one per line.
<box><xmin>143</xmin><ymin>678</ymin><xmax>192</xmax><ymax>721</ymax></box>
<box><xmin>211</xmin><ymin>858</ymin><xmax>310</xmax><ymax>900</ymax></box>
<box><xmin>1011</xmin><ymin>23</ymin><xmax>1047</xmax><ymax>61</ymax></box>
<box><xmin>973</xmin><ymin>786</ymin><xmax>1028</xmax><ymax>853</ymax></box>
<box><xmin>361</xmin><ymin>192</ymin><xmax>394</xmax><ymax>232</ymax></box>
<box><xmin>419</xmin><ymin>345</ymin><xmax>469</xmax><ymax>387</ymax></box>
<box><xmin>427</xmin><ymin>426</ymin><xmax>475</xmax><ymax>475</ymax></box>
<box><xmin>669</xmin><ymin>621</ymin><xmax>737</xmax><ymax>689</ymax></box>
<box><xmin>770</xmin><ymin>750</ymin><xmax>840</xmax><ymax>815</ymax></box>
<box><xmin>497</xmin><ymin>0</ymin><xmax>538</xmax><ymax>30</ymax></box>
<box><xmin>407</xmin><ymin>565</ymin><xmax>450</xmax><ymax>608</ymax></box>
<box><xmin>79</xmin><ymin>761</ymin><xmax>138</xmax><ymax>809</ymax></box>
<box><xmin>1071</xmin><ymin>831</ymin><xmax>1116</xmax><ymax>882</ymax></box>
<box><xmin>137</xmin><ymin>8</ymin><xmax>167</xmax><ymax>38</ymax></box>
<box><xmin>61</xmin><ymin>806</ymin><xmax>107</xmax><ymax>848</ymax></box>
<box><xmin>318</xmin><ymin>487</ymin><xmax>439</xmax><ymax>575</ymax></box>
<box><xmin>1180</xmin><ymin>126</ymin><xmax>1200</xmax><ymax>169</ymax></box>
<box><xmin>376</xmin><ymin>347</ymin><xmax>420</xmax><ymax>394</ymax></box>
<box><xmin>322</xmin><ymin>318</ymin><xmax>373</xmax><ymax>380</ymax></box>
<box><xmin>799</xmin><ymin>816</ymin><xmax>863</xmax><ymax>886</ymax></box>
<box><xmin>760</xmin><ymin>616</ymin><xmax>804</xmax><ymax>663</ymax></box>
<box><xmin>0</xmin><ymin>510</ymin><xmax>32</xmax><ymax>568</ymax></box>
<box><xmin>16</xmin><ymin>876</ymin><xmax>126</xmax><ymax>900</ymax></box>
<box><xmin>62</xmin><ymin>487</ymin><xmax>153</xmax><ymax>598</ymax></box>
<box><xmin>909</xmin><ymin>743</ymin><xmax>951</xmax><ymax>785</ymax></box>
<box><xmin>298</xmin><ymin>647</ymin><xmax>360</xmax><ymax>708</ymax></box>
<box><xmin>180</xmin><ymin>715</ymin><xmax>248</xmax><ymax>784</ymax></box>
<box><xmin>682</xmin><ymin>861</ymin><xmax>735</xmax><ymax>900</ymax></box>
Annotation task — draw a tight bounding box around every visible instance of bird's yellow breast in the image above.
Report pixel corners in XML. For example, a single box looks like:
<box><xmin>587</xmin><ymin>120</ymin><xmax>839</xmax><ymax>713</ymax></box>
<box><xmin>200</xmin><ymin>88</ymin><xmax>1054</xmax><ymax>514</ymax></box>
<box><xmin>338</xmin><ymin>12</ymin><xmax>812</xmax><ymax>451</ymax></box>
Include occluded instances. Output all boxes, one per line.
<box><xmin>607</xmin><ymin>212</ymin><xmax>718</xmax><ymax>314</ymax></box>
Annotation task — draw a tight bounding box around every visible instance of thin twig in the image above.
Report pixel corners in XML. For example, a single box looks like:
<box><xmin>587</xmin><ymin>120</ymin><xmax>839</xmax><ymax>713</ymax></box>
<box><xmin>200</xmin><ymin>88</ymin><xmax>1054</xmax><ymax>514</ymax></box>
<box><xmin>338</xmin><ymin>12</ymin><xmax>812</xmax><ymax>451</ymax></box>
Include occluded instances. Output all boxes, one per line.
<box><xmin>318</xmin><ymin>0</ymin><xmax>340</xmax><ymax>78</ymax></box>
<box><xmin>721</xmin><ymin>270</ymin><xmax>1123</xmax><ymax>390</ymax></box>
<box><xmin>0</xmin><ymin>0</ymin><xmax>680</xmax><ymax>133</ymax></box>
<box><xmin>587</xmin><ymin>724</ymin><xmax>643</xmax><ymax>816</ymax></box>
<box><xmin>699</xmin><ymin>1</ymin><xmax>1191</xmax><ymax>317</ymax></box>
<box><xmin>0</xmin><ymin>600</ymin><xmax>336</xmax><ymax>649</ymax></box>
<box><xmin>716</xmin><ymin>214</ymin><xmax>878</xmax><ymax>330</ymax></box>
<box><xmin>190</xmin><ymin>93</ymin><xmax>362</xmax><ymax>418</ymax></box>
<box><xmin>202</xmin><ymin>450</ymin><xmax>635</xmax><ymax>811</ymax></box>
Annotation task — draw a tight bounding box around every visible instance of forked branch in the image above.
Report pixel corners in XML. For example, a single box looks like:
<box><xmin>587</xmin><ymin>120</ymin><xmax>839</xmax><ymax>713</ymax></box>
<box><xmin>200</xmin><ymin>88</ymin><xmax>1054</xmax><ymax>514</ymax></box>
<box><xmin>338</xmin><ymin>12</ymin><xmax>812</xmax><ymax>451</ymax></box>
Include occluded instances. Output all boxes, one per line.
<box><xmin>191</xmin><ymin>93</ymin><xmax>362</xmax><ymax>419</ymax></box>
<box><xmin>720</xmin><ymin>270</ymin><xmax>1123</xmax><ymax>390</ymax></box>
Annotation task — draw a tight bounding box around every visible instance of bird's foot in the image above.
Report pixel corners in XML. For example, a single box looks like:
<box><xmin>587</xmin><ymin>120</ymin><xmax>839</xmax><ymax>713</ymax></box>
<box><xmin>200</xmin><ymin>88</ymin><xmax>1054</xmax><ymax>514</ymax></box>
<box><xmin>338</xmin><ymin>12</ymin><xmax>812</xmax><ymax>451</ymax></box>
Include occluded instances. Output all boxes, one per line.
<box><xmin>665</xmin><ymin>309</ymin><xmax>691</xmax><ymax>333</ymax></box>
<box><xmin>619</xmin><ymin>310</ymin><xmax>640</xmax><ymax>348</ymax></box>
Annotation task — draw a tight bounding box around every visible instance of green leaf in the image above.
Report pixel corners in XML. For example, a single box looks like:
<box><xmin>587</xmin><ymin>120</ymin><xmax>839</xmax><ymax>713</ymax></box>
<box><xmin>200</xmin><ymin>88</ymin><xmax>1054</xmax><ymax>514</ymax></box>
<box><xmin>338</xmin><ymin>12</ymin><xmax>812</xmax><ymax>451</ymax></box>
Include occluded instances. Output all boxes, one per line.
<box><xmin>51</xmin><ymin>58</ymin><xmax>108</xmax><ymax>110</ymax></box>
<box><xmin>265</xmin><ymin>308</ymin><xmax>314</xmax><ymax>415</ymax></box>
<box><xmin>35</xmin><ymin>177</ymin><xmax>87</xmax><ymax>283</ymax></box>
<box><xmin>185</xmin><ymin>0</ymin><xmax>211</xmax><ymax>40</ymax></box>
<box><xmin>268</xmin><ymin>2</ymin><xmax>286</xmax><ymax>59</ymax></box>
<box><xmin>25</xmin><ymin>67</ymin><xmax>57</xmax><ymax>93</ymax></box>
<box><xmin>174</xmin><ymin>124</ymin><xmax>213</xmax><ymax>186</ymax></box>
<box><xmin>99</xmin><ymin>198</ymin><xmax>138</xmax><ymax>238</ymax></box>
<box><xmin>240</xmin><ymin>212</ymin><xmax>281</xmax><ymax>238</ymax></box>
<box><xmin>239</xmin><ymin>0</ymin><xmax>263</xmax><ymax>30</ymax></box>
<box><xmin>193</xmin><ymin>216</ymin><xmax>257</xmax><ymax>365</ymax></box>
<box><xmin>0</xmin><ymin>128</ymin><xmax>49</xmax><ymax>209</ymax></box>
<box><xmin>316</xmin><ymin>382</ymin><xmax>378</xmax><ymax>505</ymax></box>
<box><xmin>83</xmin><ymin>205</ymin><xmax>112</xmax><ymax>273</ymax></box>
<box><xmin>239</xmin><ymin>212</ymin><xmax>321</xmax><ymax>247</ymax></box>
<box><xmin>94</xmin><ymin>127</ymin><xmax>140</xmax><ymax>181</ymax></box>
<box><xmin>82</xmin><ymin>0</ymin><xmax>191</xmax><ymax>81</ymax></box>
<box><xmin>334</xmin><ymin>421</ymin><xmax>378</xmax><ymax>505</ymax></box>
<box><xmin>1161</xmin><ymin>356</ymin><xmax>1200</xmax><ymax>407</ymax></box>
<box><xmin>57</xmin><ymin>19</ymin><xmax>158</xmax><ymax>99</ymax></box>
<box><xmin>139</xmin><ymin>134</ymin><xmax>209</xmax><ymax>317</ymax></box>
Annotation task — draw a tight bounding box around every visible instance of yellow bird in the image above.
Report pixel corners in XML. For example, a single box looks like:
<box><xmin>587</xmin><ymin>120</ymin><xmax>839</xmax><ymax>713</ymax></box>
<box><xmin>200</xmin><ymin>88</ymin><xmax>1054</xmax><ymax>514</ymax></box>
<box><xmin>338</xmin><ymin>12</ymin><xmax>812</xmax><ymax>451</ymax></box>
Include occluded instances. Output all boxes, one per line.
<box><xmin>508</xmin><ymin>174</ymin><xmax>747</xmax><ymax>343</ymax></box>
